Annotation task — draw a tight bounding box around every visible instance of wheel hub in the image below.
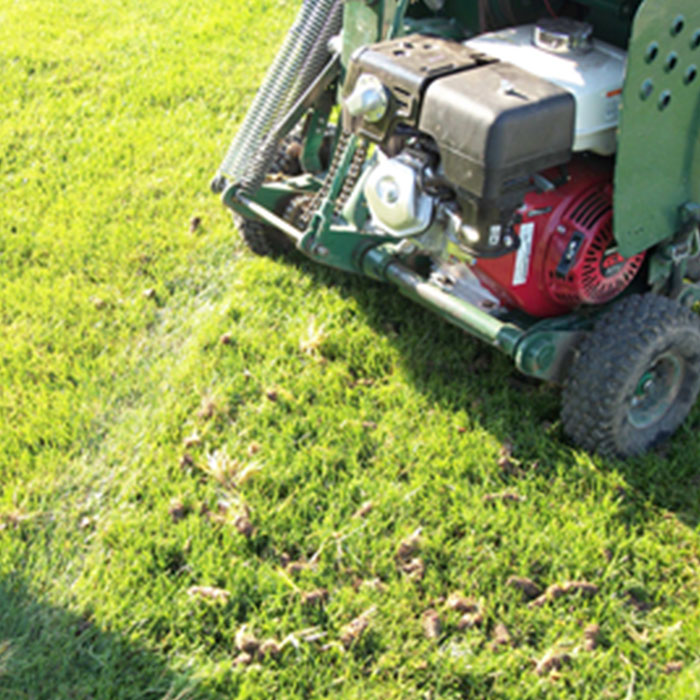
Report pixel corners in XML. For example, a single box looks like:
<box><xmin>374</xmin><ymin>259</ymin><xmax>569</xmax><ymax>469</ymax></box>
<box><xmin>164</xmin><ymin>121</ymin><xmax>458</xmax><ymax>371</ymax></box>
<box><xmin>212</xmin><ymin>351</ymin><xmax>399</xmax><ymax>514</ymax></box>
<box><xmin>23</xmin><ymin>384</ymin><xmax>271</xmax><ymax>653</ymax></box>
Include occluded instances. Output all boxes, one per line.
<box><xmin>628</xmin><ymin>353</ymin><xmax>683</xmax><ymax>429</ymax></box>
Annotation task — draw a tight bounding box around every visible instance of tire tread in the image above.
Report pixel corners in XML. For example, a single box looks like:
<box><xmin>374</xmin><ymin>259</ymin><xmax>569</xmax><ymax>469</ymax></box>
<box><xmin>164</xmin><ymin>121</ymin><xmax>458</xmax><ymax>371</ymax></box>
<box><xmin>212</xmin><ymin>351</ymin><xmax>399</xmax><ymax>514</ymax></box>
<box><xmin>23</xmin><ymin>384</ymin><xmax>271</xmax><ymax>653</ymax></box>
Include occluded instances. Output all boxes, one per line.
<box><xmin>562</xmin><ymin>294</ymin><xmax>700</xmax><ymax>457</ymax></box>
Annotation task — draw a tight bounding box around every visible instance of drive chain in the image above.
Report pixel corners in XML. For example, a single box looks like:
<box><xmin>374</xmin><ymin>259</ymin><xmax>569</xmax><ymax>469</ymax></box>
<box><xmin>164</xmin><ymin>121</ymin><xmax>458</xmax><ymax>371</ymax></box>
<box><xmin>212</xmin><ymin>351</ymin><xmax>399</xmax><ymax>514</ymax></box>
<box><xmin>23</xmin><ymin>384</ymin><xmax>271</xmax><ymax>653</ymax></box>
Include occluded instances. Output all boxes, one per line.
<box><xmin>296</xmin><ymin>131</ymin><xmax>368</xmax><ymax>231</ymax></box>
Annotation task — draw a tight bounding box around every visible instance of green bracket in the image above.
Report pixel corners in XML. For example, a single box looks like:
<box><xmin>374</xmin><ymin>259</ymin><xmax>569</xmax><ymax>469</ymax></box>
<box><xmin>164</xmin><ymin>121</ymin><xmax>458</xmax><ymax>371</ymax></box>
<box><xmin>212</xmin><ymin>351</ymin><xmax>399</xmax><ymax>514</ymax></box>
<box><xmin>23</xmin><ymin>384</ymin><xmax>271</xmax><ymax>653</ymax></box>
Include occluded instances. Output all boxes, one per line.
<box><xmin>362</xmin><ymin>241</ymin><xmax>594</xmax><ymax>383</ymax></box>
<box><xmin>680</xmin><ymin>201</ymin><xmax>700</xmax><ymax>235</ymax></box>
<box><xmin>341</xmin><ymin>0</ymin><xmax>410</xmax><ymax>68</ymax></box>
<box><xmin>362</xmin><ymin>246</ymin><xmax>526</xmax><ymax>355</ymax></box>
<box><xmin>300</xmin><ymin>88</ymin><xmax>335</xmax><ymax>174</ymax></box>
<box><xmin>513</xmin><ymin>327</ymin><xmax>589</xmax><ymax>383</ymax></box>
<box><xmin>403</xmin><ymin>16</ymin><xmax>468</xmax><ymax>40</ymax></box>
<box><xmin>614</xmin><ymin>0</ymin><xmax>700</xmax><ymax>257</ymax></box>
<box><xmin>646</xmin><ymin>207</ymin><xmax>699</xmax><ymax>290</ymax></box>
<box><xmin>303</xmin><ymin>225</ymin><xmax>394</xmax><ymax>274</ymax></box>
<box><xmin>677</xmin><ymin>282</ymin><xmax>700</xmax><ymax>307</ymax></box>
<box><xmin>223</xmin><ymin>176</ymin><xmax>321</xmax><ymax>223</ymax></box>
<box><xmin>647</xmin><ymin>247</ymin><xmax>676</xmax><ymax>291</ymax></box>
<box><xmin>301</xmin><ymin>134</ymin><xmax>360</xmax><ymax>256</ymax></box>
<box><xmin>298</xmin><ymin>135</ymin><xmax>394</xmax><ymax>273</ymax></box>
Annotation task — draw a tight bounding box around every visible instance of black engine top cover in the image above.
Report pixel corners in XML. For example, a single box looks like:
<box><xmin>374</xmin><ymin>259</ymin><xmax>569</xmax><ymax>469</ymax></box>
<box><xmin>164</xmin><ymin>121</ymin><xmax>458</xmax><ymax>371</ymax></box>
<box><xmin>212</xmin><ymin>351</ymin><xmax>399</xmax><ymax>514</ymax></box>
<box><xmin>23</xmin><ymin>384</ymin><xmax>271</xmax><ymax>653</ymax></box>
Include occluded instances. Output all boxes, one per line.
<box><xmin>343</xmin><ymin>34</ymin><xmax>575</xmax><ymax>206</ymax></box>
<box><xmin>419</xmin><ymin>60</ymin><xmax>574</xmax><ymax>203</ymax></box>
<box><xmin>343</xmin><ymin>35</ymin><xmax>495</xmax><ymax>142</ymax></box>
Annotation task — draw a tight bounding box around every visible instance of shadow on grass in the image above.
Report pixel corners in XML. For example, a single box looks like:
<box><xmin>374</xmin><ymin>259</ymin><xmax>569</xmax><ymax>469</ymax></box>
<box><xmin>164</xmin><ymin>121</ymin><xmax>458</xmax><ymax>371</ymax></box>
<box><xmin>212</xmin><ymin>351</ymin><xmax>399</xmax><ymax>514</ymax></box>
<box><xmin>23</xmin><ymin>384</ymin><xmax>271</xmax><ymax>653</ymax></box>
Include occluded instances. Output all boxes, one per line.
<box><xmin>278</xmin><ymin>251</ymin><xmax>700</xmax><ymax>527</ymax></box>
<box><xmin>0</xmin><ymin>576</ymin><xmax>208</xmax><ymax>700</ymax></box>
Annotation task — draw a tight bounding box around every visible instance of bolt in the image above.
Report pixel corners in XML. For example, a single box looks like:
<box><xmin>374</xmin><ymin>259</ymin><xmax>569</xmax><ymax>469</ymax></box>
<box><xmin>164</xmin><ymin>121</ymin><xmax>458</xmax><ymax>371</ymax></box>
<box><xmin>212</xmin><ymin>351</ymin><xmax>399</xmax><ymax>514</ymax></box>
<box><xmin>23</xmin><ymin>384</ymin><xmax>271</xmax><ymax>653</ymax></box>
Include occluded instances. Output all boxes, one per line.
<box><xmin>210</xmin><ymin>174</ymin><xmax>227</xmax><ymax>194</ymax></box>
<box><xmin>377</xmin><ymin>176</ymin><xmax>400</xmax><ymax>205</ymax></box>
<box><xmin>639</xmin><ymin>377</ymin><xmax>655</xmax><ymax>396</ymax></box>
<box><xmin>344</xmin><ymin>74</ymin><xmax>388</xmax><ymax>123</ymax></box>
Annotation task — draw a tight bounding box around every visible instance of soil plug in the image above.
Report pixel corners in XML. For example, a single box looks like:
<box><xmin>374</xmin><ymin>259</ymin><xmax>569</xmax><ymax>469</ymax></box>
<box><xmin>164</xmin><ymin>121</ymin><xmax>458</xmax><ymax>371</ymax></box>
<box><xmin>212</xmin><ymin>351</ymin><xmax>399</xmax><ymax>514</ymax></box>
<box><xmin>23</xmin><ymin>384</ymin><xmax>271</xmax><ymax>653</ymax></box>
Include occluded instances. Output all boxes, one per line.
<box><xmin>401</xmin><ymin>557</ymin><xmax>425</xmax><ymax>581</ymax></box>
<box><xmin>259</xmin><ymin>639</ymin><xmax>282</xmax><ymax>659</ymax></box>
<box><xmin>483</xmin><ymin>491</ymin><xmax>524</xmax><ymax>504</ymax></box>
<box><xmin>422</xmin><ymin>609</ymin><xmax>442</xmax><ymax>640</ymax></box>
<box><xmin>396</xmin><ymin>527</ymin><xmax>422</xmax><ymax>561</ymax></box>
<box><xmin>535</xmin><ymin>648</ymin><xmax>571</xmax><ymax>675</ymax></box>
<box><xmin>189</xmin><ymin>216</ymin><xmax>202</xmax><ymax>233</ymax></box>
<box><xmin>457</xmin><ymin>611</ymin><xmax>484</xmax><ymax>630</ymax></box>
<box><xmin>530</xmin><ymin>580</ymin><xmax>599</xmax><ymax>608</ymax></box>
<box><xmin>187</xmin><ymin>586</ymin><xmax>230</xmax><ymax>603</ymax></box>
<box><xmin>168</xmin><ymin>499</ymin><xmax>189</xmax><ymax>523</ymax></box>
<box><xmin>234</xmin><ymin>508</ymin><xmax>254</xmax><ymax>538</ymax></box>
<box><xmin>233</xmin><ymin>652</ymin><xmax>253</xmax><ymax>667</ymax></box>
<box><xmin>507</xmin><ymin>576</ymin><xmax>542</xmax><ymax>600</ymax></box>
<box><xmin>339</xmin><ymin>607</ymin><xmax>375</xmax><ymax>648</ymax></box>
<box><xmin>235</xmin><ymin>625</ymin><xmax>260</xmax><ymax>655</ymax></box>
<box><xmin>490</xmin><ymin>622</ymin><xmax>512</xmax><ymax>649</ymax></box>
<box><xmin>301</xmin><ymin>589</ymin><xmax>329</xmax><ymax>606</ymax></box>
<box><xmin>446</xmin><ymin>593</ymin><xmax>479</xmax><ymax>613</ymax></box>
<box><xmin>583</xmin><ymin>623</ymin><xmax>601</xmax><ymax>651</ymax></box>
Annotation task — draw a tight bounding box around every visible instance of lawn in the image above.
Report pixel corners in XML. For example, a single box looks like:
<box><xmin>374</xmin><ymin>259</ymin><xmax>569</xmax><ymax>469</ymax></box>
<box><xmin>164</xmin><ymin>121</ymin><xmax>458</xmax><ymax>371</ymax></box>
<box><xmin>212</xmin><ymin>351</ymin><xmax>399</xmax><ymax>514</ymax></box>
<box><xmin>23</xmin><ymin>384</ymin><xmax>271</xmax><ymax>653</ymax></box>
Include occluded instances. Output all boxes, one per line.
<box><xmin>1</xmin><ymin>1</ymin><xmax>700</xmax><ymax>698</ymax></box>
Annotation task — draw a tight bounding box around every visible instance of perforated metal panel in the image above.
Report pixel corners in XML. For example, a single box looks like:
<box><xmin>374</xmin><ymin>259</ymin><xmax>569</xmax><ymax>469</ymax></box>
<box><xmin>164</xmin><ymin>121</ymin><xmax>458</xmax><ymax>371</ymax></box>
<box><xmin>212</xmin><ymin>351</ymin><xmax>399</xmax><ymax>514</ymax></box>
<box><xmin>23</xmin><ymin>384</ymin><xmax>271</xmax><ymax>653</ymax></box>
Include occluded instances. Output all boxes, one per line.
<box><xmin>614</xmin><ymin>0</ymin><xmax>700</xmax><ymax>257</ymax></box>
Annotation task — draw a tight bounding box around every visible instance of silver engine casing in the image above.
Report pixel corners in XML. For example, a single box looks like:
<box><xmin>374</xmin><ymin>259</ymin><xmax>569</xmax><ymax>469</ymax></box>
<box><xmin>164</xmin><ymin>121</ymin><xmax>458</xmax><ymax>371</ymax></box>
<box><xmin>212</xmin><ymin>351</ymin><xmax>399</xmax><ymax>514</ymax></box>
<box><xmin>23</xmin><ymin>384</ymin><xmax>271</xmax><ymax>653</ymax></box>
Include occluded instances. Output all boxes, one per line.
<box><xmin>363</xmin><ymin>154</ymin><xmax>434</xmax><ymax>237</ymax></box>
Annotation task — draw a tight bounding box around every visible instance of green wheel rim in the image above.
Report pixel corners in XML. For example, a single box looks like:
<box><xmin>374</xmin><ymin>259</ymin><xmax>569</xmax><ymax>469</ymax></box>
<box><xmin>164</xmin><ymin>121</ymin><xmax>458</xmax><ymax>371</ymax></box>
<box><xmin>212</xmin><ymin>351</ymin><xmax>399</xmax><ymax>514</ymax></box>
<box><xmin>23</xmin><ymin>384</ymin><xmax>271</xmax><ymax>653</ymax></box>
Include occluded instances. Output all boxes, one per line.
<box><xmin>628</xmin><ymin>352</ymin><xmax>683</xmax><ymax>429</ymax></box>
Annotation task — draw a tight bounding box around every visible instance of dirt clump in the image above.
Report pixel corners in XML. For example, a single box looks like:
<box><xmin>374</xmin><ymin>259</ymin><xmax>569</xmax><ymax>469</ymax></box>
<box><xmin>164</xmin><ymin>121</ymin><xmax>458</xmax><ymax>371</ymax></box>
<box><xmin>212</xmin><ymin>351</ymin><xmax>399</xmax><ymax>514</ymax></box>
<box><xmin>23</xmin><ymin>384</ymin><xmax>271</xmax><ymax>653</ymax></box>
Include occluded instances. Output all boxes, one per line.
<box><xmin>490</xmin><ymin>622</ymin><xmax>511</xmax><ymax>650</ymax></box>
<box><xmin>446</xmin><ymin>592</ymin><xmax>479</xmax><ymax>613</ymax></box>
<box><xmin>507</xmin><ymin>576</ymin><xmax>542</xmax><ymax>600</ymax></box>
<box><xmin>395</xmin><ymin>527</ymin><xmax>422</xmax><ymax>561</ymax></box>
<box><xmin>235</xmin><ymin>625</ymin><xmax>260</xmax><ymax>655</ymax></box>
<box><xmin>583</xmin><ymin>623</ymin><xmax>601</xmax><ymax>651</ymax></box>
<box><xmin>535</xmin><ymin>648</ymin><xmax>571</xmax><ymax>675</ymax></box>
<box><xmin>187</xmin><ymin>586</ymin><xmax>230</xmax><ymax>603</ymax></box>
<box><xmin>301</xmin><ymin>589</ymin><xmax>329</xmax><ymax>606</ymax></box>
<box><xmin>422</xmin><ymin>609</ymin><xmax>442</xmax><ymax>640</ymax></box>
<box><xmin>529</xmin><ymin>580</ymin><xmax>598</xmax><ymax>608</ymax></box>
<box><xmin>339</xmin><ymin>608</ymin><xmax>375</xmax><ymax>648</ymax></box>
<box><xmin>483</xmin><ymin>491</ymin><xmax>524</xmax><ymax>504</ymax></box>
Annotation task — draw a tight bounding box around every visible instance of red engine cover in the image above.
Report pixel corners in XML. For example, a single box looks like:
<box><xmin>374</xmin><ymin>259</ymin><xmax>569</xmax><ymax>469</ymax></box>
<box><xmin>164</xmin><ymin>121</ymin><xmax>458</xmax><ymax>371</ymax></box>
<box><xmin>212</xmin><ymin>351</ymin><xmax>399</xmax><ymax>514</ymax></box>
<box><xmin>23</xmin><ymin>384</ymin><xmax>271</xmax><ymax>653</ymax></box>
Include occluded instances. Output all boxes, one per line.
<box><xmin>472</xmin><ymin>158</ymin><xmax>646</xmax><ymax>318</ymax></box>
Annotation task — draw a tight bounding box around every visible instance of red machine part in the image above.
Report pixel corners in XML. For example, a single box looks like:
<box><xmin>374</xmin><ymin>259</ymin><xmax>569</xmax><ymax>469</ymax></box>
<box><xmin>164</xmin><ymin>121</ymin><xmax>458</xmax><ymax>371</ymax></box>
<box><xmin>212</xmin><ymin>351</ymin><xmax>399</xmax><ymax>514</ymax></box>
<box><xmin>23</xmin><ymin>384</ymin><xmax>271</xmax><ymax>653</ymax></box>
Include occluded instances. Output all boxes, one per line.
<box><xmin>472</xmin><ymin>158</ymin><xmax>646</xmax><ymax>318</ymax></box>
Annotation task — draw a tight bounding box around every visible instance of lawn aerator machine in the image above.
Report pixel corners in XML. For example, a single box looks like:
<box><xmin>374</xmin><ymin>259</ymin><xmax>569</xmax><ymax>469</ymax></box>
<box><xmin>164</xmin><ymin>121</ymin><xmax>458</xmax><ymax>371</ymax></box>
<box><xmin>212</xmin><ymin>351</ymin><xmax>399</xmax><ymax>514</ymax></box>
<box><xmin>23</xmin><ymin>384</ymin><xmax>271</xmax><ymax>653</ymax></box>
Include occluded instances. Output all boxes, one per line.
<box><xmin>212</xmin><ymin>0</ymin><xmax>700</xmax><ymax>458</ymax></box>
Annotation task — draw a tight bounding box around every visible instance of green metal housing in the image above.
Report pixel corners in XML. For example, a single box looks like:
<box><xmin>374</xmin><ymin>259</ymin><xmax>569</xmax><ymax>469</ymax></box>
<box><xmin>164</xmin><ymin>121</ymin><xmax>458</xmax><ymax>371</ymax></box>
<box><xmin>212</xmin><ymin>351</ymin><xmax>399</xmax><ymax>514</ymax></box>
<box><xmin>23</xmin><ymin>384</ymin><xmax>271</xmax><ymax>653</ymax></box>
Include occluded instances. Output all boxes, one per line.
<box><xmin>614</xmin><ymin>0</ymin><xmax>700</xmax><ymax>257</ymax></box>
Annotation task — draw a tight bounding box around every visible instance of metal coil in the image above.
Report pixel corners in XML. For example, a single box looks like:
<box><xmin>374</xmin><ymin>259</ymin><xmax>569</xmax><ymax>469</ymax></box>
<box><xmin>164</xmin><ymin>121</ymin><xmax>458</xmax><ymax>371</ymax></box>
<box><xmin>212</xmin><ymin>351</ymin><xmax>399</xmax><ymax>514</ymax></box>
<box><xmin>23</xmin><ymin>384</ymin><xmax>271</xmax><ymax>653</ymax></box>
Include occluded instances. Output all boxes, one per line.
<box><xmin>239</xmin><ymin>0</ymin><xmax>344</xmax><ymax>196</ymax></box>
<box><xmin>215</xmin><ymin>0</ymin><xmax>338</xmax><ymax>188</ymax></box>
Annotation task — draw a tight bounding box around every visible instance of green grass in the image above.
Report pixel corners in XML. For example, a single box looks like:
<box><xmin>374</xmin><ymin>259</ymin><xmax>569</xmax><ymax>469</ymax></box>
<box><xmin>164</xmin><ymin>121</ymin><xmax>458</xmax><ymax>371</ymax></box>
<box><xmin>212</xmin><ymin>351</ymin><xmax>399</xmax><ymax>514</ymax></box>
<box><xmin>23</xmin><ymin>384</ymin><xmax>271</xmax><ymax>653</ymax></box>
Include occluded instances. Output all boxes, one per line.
<box><xmin>1</xmin><ymin>1</ymin><xmax>700</xmax><ymax>698</ymax></box>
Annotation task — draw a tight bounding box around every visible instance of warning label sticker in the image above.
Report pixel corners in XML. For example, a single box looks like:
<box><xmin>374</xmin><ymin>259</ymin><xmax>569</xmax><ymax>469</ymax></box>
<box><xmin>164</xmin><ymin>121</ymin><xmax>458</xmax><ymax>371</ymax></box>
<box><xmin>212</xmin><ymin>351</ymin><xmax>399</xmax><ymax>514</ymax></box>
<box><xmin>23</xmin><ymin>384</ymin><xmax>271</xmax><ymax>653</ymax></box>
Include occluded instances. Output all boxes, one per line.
<box><xmin>512</xmin><ymin>222</ymin><xmax>534</xmax><ymax>287</ymax></box>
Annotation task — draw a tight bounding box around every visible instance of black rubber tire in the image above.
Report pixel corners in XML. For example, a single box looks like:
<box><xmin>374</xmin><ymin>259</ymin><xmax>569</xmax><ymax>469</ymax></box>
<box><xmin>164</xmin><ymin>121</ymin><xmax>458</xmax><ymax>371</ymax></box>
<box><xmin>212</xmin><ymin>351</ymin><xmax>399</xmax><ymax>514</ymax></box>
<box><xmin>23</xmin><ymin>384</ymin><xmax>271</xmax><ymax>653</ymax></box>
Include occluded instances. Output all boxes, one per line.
<box><xmin>234</xmin><ymin>215</ymin><xmax>295</xmax><ymax>257</ymax></box>
<box><xmin>270</xmin><ymin>131</ymin><xmax>304</xmax><ymax>177</ymax></box>
<box><xmin>235</xmin><ymin>125</ymin><xmax>337</xmax><ymax>257</ymax></box>
<box><xmin>234</xmin><ymin>129</ymin><xmax>305</xmax><ymax>257</ymax></box>
<box><xmin>562</xmin><ymin>294</ymin><xmax>700</xmax><ymax>458</ymax></box>
<box><xmin>686</xmin><ymin>255</ymin><xmax>700</xmax><ymax>282</ymax></box>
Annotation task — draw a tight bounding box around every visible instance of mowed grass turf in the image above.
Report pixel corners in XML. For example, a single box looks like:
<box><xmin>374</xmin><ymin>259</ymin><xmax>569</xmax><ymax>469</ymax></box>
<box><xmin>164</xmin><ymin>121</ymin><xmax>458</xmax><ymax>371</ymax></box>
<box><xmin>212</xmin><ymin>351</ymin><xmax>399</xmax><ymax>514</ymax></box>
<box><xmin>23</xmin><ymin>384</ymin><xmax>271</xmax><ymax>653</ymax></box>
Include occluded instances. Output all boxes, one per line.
<box><xmin>1</xmin><ymin>1</ymin><xmax>700</xmax><ymax>697</ymax></box>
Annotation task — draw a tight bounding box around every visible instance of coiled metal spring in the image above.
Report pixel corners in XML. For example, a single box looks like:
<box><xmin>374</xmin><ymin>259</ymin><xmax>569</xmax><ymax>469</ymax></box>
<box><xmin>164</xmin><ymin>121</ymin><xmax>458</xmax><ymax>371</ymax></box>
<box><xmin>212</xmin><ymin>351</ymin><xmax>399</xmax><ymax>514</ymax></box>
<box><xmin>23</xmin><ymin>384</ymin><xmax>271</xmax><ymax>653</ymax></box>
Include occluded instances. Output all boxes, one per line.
<box><xmin>215</xmin><ymin>0</ymin><xmax>338</xmax><ymax>189</ymax></box>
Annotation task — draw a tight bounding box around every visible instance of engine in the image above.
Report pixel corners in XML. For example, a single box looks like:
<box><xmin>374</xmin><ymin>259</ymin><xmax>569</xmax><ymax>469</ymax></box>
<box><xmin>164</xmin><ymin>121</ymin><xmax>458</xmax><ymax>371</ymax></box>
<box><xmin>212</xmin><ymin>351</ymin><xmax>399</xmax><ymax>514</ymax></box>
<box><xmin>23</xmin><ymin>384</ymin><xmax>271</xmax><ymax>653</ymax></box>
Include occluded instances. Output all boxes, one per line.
<box><xmin>342</xmin><ymin>19</ymin><xmax>644</xmax><ymax>318</ymax></box>
<box><xmin>472</xmin><ymin>159</ymin><xmax>646</xmax><ymax>317</ymax></box>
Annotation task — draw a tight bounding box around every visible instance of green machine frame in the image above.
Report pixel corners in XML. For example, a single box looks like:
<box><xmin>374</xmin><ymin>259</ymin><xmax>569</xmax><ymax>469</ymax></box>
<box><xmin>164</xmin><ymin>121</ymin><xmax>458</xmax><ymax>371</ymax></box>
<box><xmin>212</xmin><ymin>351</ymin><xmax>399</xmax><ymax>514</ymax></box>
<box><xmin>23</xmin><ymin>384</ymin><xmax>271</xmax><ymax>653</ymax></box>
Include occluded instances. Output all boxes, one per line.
<box><xmin>221</xmin><ymin>0</ymin><xmax>700</xmax><ymax>382</ymax></box>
